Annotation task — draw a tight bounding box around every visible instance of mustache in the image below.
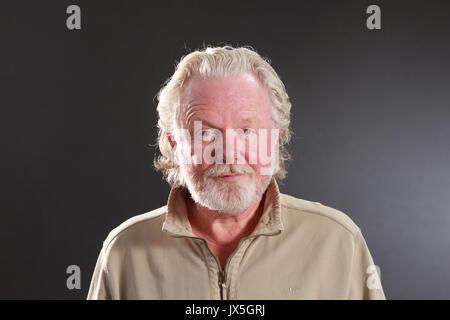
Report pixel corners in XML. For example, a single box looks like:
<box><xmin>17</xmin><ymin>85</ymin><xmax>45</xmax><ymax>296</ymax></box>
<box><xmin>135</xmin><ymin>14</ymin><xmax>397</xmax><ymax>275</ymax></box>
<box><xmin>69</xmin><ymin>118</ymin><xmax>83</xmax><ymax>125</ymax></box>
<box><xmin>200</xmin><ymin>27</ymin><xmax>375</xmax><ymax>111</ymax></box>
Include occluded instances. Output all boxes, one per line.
<box><xmin>203</xmin><ymin>164</ymin><xmax>254</xmax><ymax>178</ymax></box>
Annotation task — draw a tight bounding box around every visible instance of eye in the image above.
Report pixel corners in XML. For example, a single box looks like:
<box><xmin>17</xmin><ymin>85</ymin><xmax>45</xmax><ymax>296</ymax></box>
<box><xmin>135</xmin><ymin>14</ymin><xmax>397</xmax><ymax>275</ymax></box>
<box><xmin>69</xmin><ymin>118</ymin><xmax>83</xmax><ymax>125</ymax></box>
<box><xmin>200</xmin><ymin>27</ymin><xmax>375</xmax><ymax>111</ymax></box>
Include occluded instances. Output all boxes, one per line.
<box><xmin>242</xmin><ymin>128</ymin><xmax>256</xmax><ymax>136</ymax></box>
<box><xmin>202</xmin><ymin>129</ymin><xmax>216</xmax><ymax>141</ymax></box>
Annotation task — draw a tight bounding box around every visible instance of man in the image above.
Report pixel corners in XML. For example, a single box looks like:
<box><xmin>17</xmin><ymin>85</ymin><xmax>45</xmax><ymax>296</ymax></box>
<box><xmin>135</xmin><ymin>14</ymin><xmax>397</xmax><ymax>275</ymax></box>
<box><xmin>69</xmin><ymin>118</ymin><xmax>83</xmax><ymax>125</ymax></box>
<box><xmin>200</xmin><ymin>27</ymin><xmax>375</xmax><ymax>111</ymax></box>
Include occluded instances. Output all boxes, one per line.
<box><xmin>87</xmin><ymin>46</ymin><xmax>386</xmax><ymax>300</ymax></box>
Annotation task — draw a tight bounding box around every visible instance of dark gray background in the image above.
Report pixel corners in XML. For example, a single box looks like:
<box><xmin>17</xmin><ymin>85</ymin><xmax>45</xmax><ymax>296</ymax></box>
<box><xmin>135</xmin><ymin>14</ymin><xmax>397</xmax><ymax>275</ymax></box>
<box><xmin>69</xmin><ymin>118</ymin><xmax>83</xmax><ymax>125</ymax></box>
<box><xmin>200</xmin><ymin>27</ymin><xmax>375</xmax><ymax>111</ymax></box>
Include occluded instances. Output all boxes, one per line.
<box><xmin>1</xmin><ymin>0</ymin><xmax>449</xmax><ymax>299</ymax></box>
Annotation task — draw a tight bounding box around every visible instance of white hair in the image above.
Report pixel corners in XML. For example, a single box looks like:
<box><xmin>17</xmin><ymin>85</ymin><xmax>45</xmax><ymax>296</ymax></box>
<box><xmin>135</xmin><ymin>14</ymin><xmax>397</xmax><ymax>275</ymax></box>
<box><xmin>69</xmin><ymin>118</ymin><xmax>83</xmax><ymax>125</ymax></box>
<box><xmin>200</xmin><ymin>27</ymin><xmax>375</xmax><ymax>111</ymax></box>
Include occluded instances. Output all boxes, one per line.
<box><xmin>154</xmin><ymin>45</ymin><xmax>292</xmax><ymax>186</ymax></box>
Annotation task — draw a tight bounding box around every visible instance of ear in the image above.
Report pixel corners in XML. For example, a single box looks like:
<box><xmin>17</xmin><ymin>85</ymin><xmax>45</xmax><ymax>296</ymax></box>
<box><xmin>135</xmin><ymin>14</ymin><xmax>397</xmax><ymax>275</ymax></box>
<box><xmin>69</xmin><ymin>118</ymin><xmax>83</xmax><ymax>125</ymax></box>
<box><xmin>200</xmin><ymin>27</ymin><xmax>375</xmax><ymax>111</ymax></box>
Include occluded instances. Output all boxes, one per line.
<box><xmin>166</xmin><ymin>132</ymin><xmax>176</xmax><ymax>150</ymax></box>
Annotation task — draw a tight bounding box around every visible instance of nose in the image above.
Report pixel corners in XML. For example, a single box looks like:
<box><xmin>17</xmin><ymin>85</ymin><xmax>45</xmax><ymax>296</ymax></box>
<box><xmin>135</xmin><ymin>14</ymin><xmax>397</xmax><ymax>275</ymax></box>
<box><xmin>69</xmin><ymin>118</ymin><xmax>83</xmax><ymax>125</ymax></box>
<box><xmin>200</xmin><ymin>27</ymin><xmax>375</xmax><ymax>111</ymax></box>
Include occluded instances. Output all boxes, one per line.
<box><xmin>222</xmin><ymin>130</ymin><xmax>245</xmax><ymax>165</ymax></box>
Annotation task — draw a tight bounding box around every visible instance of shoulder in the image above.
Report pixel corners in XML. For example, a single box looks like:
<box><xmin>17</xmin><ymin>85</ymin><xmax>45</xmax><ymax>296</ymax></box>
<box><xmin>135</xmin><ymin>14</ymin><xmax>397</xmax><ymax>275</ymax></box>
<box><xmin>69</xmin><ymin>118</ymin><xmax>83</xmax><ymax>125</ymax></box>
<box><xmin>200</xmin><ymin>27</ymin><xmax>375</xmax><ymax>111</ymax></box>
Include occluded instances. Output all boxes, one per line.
<box><xmin>280</xmin><ymin>193</ymin><xmax>361</xmax><ymax>238</ymax></box>
<box><xmin>101</xmin><ymin>205</ymin><xmax>168</xmax><ymax>252</ymax></box>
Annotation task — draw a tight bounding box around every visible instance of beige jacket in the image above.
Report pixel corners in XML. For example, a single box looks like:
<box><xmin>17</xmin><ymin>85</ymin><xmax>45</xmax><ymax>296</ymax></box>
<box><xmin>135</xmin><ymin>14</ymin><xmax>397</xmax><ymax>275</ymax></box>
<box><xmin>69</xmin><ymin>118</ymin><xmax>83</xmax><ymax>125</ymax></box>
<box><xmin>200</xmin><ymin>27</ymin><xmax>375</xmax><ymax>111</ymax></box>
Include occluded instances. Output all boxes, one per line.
<box><xmin>87</xmin><ymin>179</ymin><xmax>386</xmax><ymax>300</ymax></box>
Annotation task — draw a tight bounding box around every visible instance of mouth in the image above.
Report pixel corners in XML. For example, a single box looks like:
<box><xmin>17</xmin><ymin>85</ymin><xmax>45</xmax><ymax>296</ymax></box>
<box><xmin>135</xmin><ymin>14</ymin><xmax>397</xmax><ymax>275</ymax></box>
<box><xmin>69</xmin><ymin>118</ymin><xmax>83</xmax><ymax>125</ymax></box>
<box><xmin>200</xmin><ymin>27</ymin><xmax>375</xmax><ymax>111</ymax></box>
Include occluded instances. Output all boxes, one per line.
<box><xmin>216</xmin><ymin>173</ymin><xmax>244</xmax><ymax>182</ymax></box>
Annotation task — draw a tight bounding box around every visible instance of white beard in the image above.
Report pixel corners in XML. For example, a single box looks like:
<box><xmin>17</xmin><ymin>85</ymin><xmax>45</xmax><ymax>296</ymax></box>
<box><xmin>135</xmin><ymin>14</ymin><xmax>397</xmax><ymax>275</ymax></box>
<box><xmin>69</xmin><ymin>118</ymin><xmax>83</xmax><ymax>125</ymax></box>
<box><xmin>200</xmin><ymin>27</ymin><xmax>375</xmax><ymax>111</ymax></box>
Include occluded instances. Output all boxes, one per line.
<box><xmin>179</xmin><ymin>164</ymin><xmax>272</xmax><ymax>215</ymax></box>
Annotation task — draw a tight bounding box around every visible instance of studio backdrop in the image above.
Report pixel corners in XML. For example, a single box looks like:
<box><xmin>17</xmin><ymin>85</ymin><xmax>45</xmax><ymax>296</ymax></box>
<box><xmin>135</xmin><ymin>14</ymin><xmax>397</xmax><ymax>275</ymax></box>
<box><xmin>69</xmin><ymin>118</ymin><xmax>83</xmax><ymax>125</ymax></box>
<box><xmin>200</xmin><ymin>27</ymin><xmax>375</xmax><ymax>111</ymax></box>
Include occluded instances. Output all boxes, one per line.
<box><xmin>1</xmin><ymin>0</ymin><xmax>449</xmax><ymax>299</ymax></box>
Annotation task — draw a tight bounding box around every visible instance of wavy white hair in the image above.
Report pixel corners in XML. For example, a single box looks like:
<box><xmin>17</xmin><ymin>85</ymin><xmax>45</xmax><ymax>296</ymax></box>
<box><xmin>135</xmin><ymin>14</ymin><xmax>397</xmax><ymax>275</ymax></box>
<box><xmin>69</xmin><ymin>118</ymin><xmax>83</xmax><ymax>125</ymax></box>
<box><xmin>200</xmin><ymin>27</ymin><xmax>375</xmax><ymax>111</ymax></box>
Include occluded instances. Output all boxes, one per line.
<box><xmin>154</xmin><ymin>45</ymin><xmax>292</xmax><ymax>186</ymax></box>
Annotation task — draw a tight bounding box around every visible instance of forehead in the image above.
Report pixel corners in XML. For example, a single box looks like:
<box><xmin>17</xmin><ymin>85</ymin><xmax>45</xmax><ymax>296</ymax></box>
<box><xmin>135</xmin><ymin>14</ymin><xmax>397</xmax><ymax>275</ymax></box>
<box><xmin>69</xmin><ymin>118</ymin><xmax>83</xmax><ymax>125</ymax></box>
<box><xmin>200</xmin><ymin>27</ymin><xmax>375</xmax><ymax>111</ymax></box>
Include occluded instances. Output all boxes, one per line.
<box><xmin>178</xmin><ymin>71</ymin><xmax>272</xmax><ymax>127</ymax></box>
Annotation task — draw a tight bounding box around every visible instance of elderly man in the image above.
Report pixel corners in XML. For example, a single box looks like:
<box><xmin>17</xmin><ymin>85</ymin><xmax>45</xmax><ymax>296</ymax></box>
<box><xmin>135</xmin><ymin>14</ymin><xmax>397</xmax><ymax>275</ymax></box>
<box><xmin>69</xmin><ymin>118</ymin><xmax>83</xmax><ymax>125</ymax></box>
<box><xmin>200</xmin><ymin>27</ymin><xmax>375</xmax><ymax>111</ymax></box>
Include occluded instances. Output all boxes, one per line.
<box><xmin>87</xmin><ymin>46</ymin><xmax>386</xmax><ymax>300</ymax></box>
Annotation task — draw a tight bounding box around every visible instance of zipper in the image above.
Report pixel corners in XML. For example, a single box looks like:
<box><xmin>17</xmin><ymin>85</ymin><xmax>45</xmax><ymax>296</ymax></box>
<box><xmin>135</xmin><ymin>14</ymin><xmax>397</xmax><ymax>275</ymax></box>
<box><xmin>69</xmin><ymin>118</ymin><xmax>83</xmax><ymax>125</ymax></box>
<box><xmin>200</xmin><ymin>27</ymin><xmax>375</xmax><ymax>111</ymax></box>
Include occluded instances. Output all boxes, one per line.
<box><xmin>218</xmin><ymin>269</ymin><xmax>226</xmax><ymax>300</ymax></box>
<box><xmin>206</xmin><ymin>230</ymin><xmax>282</xmax><ymax>300</ymax></box>
<box><xmin>200</xmin><ymin>238</ymin><xmax>228</xmax><ymax>299</ymax></box>
<box><xmin>164</xmin><ymin>229</ymin><xmax>281</xmax><ymax>300</ymax></box>
<box><xmin>164</xmin><ymin>230</ymin><xmax>228</xmax><ymax>298</ymax></box>
<box><xmin>197</xmin><ymin>237</ymin><xmax>244</xmax><ymax>300</ymax></box>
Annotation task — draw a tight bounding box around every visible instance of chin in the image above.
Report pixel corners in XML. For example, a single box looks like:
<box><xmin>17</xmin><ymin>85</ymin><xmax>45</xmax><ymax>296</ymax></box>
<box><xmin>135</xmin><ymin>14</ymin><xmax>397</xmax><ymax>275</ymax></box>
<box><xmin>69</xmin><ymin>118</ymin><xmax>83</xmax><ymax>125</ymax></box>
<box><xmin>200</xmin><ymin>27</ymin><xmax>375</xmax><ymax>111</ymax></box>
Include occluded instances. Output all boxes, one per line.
<box><xmin>196</xmin><ymin>177</ymin><xmax>265</xmax><ymax>214</ymax></box>
<box><xmin>181</xmin><ymin>164</ymin><xmax>272</xmax><ymax>214</ymax></box>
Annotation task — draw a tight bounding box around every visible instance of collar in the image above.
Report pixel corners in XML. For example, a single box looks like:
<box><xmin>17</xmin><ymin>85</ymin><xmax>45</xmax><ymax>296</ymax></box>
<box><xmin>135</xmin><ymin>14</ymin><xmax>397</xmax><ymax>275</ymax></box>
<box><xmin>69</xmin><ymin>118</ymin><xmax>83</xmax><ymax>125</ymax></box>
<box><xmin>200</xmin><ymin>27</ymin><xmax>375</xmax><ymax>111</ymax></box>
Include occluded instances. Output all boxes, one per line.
<box><xmin>161</xmin><ymin>178</ymin><xmax>284</xmax><ymax>238</ymax></box>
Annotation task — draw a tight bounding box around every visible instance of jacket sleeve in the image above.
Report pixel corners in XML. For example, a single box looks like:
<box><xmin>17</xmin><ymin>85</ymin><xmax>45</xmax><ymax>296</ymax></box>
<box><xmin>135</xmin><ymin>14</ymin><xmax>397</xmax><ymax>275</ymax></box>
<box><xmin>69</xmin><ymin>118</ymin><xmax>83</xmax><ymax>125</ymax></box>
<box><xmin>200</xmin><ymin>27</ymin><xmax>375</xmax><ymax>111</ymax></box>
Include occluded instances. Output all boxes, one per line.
<box><xmin>347</xmin><ymin>229</ymin><xmax>386</xmax><ymax>300</ymax></box>
<box><xmin>87</xmin><ymin>244</ymin><xmax>113</xmax><ymax>300</ymax></box>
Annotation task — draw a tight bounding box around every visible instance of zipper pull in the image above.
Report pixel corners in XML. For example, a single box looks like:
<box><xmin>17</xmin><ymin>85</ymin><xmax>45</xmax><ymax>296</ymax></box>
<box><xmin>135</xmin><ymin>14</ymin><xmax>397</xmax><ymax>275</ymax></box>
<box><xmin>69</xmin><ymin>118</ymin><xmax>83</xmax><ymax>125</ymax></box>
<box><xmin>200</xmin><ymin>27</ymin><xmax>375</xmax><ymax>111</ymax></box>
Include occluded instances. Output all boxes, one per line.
<box><xmin>218</xmin><ymin>270</ymin><xmax>225</xmax><ymax>285</ymax></box>
<box><xmin>218</xmin><ymin>270</ymin><xmax>226</xmax><ymax>299</ymax></box>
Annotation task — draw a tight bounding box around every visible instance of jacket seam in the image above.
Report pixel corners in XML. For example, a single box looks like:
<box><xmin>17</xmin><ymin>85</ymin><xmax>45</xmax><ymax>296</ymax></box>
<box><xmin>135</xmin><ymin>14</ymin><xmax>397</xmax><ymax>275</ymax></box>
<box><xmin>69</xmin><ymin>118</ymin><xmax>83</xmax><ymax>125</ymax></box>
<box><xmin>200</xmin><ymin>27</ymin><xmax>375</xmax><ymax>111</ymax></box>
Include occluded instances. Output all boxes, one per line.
<box><xmin>102</xmin><ymin>210</ymin><xmax>167</xmax><ymax>253</ymax></box>
<box><xmin>100</xmin><ymin>245</ymin><xmax>114</xmax><ymax>299</ymax></box>
<box><xmin>345</xmin><ymin>228</ymin><xmax>360</xmax><ymax>299</ymax></box>
<box><xmin>281</xmin><ymin>203</ymin><xmax>357</xmax><ymax>236</ymax></box>
<box><xmin>234</xmin><ymin>237</ymin><xmax>257</xmax><ymax>299</ymax></box>
<box><xmin>196</xmin><ymin>240</ymin><xmax>216</xmax><ymax>300</ymax></box>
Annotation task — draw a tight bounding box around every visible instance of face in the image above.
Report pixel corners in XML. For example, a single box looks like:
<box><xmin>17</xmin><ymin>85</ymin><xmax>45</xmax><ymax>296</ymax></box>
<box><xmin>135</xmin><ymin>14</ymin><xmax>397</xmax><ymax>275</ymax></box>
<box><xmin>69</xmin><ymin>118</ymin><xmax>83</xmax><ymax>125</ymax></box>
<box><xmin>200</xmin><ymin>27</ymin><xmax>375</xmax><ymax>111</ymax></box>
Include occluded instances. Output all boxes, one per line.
<box><xmin>173</xmin><ymin>71</ymin><xmax>277</xmax><ymax>215</ymax></box>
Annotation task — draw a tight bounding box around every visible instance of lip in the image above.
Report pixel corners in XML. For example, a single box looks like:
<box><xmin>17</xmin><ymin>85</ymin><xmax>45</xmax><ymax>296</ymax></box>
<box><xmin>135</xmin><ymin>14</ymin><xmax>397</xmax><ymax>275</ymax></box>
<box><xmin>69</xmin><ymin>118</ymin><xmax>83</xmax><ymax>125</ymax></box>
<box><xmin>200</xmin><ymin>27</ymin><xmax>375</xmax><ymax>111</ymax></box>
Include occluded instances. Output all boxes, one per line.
<box><xmin>216</xmin><ymin>174</ymin><xmax>243</xmax><ymax>182</ymax></box>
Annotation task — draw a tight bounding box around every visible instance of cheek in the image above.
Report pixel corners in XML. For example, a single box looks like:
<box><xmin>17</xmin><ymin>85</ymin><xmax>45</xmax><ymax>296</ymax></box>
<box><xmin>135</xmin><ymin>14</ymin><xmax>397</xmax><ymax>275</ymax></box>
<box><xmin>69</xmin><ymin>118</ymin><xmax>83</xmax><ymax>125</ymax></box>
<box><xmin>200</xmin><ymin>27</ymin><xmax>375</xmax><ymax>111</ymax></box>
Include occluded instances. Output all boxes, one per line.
<box><xmin>245</xmin><ymin>132</ymin><xmax>273</xmax><ymax>167</ymax></box>
<box><xmin>246</xmin><ymin>140</ymin><xmax>258</xmax><ymax>165</ymax></box>
<box><xmin>198</xmin><ymin>163</ymin><xmax>210</xmax><ymax>172</ymax></box>
<box><xmin>191</xmin><ymin>163</ymin><xmax>212</xmax><ymax>180</ymax></box>
<box><xmin>246</xmin><ymin>143</ymin><xmax>263</xmax><ymax>175</ymax></box>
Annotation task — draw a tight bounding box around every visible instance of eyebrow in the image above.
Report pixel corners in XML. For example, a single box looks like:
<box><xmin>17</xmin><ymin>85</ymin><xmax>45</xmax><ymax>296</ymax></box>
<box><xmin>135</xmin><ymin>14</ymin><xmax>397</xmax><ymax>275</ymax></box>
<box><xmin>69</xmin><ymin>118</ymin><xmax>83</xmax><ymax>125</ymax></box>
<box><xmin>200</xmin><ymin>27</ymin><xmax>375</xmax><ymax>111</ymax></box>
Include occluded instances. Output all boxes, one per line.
<box><xmin>190</xmin><ymin>118</ymin><xmax>256</xmax><ymax>129</ymax></box>
<box><xmin>187</xmin><ymin>118</ymin><xmax>221</xmax><ymax>132</ymax></box>
<box><xmin>238</xmin><ymin>118</ymin><xmax>258</xmax><ymax>127</ymax></box>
